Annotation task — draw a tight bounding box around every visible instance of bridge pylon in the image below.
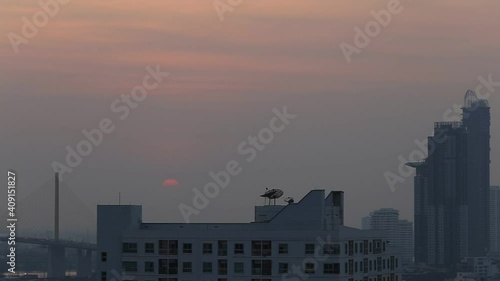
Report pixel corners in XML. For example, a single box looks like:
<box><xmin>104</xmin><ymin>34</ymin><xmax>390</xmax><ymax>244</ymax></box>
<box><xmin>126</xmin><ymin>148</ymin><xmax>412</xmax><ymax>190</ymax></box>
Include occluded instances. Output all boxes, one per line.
<box><xmin>48</xmin><ymin>173</ymin><xmax>65</xmax><ymax>278</ymax></box>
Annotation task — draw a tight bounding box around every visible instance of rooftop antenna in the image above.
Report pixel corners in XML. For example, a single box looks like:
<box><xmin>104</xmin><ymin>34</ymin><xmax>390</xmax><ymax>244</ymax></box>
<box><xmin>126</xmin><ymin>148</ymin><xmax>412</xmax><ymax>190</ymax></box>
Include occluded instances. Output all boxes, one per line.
<box><xmin>118</xmin><ymin>192</ymin><xmax>121</xmax><ymax>205</ymax></box>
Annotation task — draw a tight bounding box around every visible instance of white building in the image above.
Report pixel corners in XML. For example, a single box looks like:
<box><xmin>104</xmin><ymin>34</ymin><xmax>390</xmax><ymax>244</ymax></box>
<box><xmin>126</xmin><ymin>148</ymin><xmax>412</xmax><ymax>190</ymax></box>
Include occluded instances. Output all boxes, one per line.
<box><xmin>97</xmin><ymin>190</ymin><xmax>402</xmax><ymax>281</ymax></box>
<box><xmin>490</xmin><ymin>186</ymin><xmax>500</xmax><ymax>255</ymax></box>
<box><xmin>362</xmin><ymin>209</ymin><xmax>413</xmax><ymax>267</ymax></box>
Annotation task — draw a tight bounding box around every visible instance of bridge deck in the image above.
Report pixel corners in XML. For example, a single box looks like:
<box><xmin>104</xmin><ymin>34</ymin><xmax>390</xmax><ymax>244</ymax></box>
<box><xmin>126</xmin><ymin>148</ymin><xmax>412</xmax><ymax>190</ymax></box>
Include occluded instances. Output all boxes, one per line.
<box><xmin>0</xmin><ymin>236</ymin><xmax>96</xmax><ymax>250</ymax></box>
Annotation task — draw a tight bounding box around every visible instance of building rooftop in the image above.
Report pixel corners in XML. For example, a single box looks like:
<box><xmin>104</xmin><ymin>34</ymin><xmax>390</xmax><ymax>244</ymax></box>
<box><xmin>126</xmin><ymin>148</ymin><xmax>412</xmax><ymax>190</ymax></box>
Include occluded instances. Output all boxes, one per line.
<box><xmin>98</xmin><ymin>189</ymin><xmax>388</xmax><ymax>239</ymax></box>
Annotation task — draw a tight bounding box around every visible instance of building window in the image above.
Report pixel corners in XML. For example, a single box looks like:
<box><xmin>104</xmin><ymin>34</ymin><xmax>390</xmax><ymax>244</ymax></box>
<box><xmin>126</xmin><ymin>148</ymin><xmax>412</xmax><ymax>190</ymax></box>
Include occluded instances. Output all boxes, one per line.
<box><xmin>323</xmin><ymin>263</ymin><xmax>340</xmax><ymax>274</ymax></box>
<box><xmin>348</xmin><ymin>259</ymin><xmax>354</xmax><ymax>275</ymax></box>
<box><xmin>183</xmin><ymin>243</ymin><xmax>192</xmax><ymax>254</ymax></box>
<box><xmin>373</xmin><ymin>239</ymin><xmax>382</xmax><ymax>254</ymax></box>
<box><xmin>122</xmin><ymin>261</ymin><xmax>137</xmax><ymax>272</ymax></box>
<box><xmin>251</xmin><ymin>260</ymin><xmax>272</xmax><ymax>275</ymax></box>
<box><xmin>182</xmin><ymin>262</ymin><xmax>192</xmax><ymax>273</ymax></box>
<box><xmin>202</xmin><ymin>262</ymin><xmax>212</xmax><ymax>273</ymax></box>
<box><xmin>252</xmin><ymin>241</ymin><xmax>272</xmax><ymax>257</ymax></box>
<box><xmin>218</xmin><ymin>240</ymin><xmax>228</xmax><ymax>256</ymax></box>
<box><xmin>122</xmin><ymin>242</ymin><xmax>137</xmax><ymax>253</ymax></box>
<box><xmin>168</xmin><ymin>241</ymin><xmax>178</xmax><ymax>256</ymax></box>
<box><xmin>348</xmin><ymin>240</ymin><xmax>354</xmax><ymax>256</ymax></box>
<box><xmin>305</xmin><ymin>263</ymin><xmax>315</xmax><ymax>274</ymax></box>
<box><xmin>218</xmin><ymin>259</ymin><xmax>228</xmax><ymax>275</ymax></box>
<box><xmin>323</xmin><ymin>244</ymin><xmax>340</xmax><ymax>255</ymax></box>
<box><xmin>158</xmin><ymin>259</ymin><xmax>178</xmax><ymax>275</ymax></box>
<box><xmin>101</xmin><ymin>252</ymin><xmax>107</xmax><ymax>262</ymax></box>
<box><xmin>145</xmin><ymin>243</ymin><xmax>155</xmax><ymax>254</ymax></box>
<box><xmin>101</xmin><ymin>271</ymin><xmax>106</xmax><ymax>281</ymax></box>
<box><xmin>305</xmin><ymin>243</ymin><xmax>315</xmax><ymax>255</ymax></box>
<box><xmin>234</xmin><ymin>243</ymin><xmax>244</xmax><ymax>255</ymax></box>
<box><xmin>145</xmin><ymin>261</ymin><xmax>154</xmax><ymax>273</ymax></box>
<box><xmin>159</xmin><ymin>240</ymin><xmax>178</xmax><ymax>256</ymax></box>
<box><xmin>203</xmin><ymin>243</ymin><xmax>213</xmax><ymax>254</ymax></box>
<box><xmin>234</xmin><ymin>262</ymin><xmax>244</xmax><ymax>274</ymax></box>
<box><xmin>278</xmin><ymin>243</ymin><xmax>288</xmax><ymax>254</ymax></box>
<box><xmin>278</xmin><ymin>263</ymin><xmax>289</xmax><ymax>274</ymax></box>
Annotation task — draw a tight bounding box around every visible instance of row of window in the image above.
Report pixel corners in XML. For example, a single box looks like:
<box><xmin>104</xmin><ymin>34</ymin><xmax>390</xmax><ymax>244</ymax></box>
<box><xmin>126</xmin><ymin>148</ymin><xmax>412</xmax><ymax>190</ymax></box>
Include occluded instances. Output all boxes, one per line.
<box><xmin>119</xmin><ymin>239</ymin><xmax>385</xmax><ymax>257</ymax></box>
<box><xmin>120</xmin><ymin>257</ymin><xmax>398</xmax><ymax>276</ymax></box>
<box><xmin>121</xmin><ymin>260</ymin><xmax>341</xmax><ymax>275</ymax></box>
<box><xmin>102</xmin><ymin>273</ymin><xmax>398</xmax><ymax>281</ymax></box>
<box><xmin>345</xmin><ymin>257</ymin><xmax>398</xmax><ymax>275</ymax></box>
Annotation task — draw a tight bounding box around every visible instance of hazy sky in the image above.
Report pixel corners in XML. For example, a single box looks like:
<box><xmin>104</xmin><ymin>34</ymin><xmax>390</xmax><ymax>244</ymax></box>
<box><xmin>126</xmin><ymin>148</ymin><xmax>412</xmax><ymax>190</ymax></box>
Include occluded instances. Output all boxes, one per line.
<box><xmin>1</xmin><ymin>0</ymin><xmax>499</xmax><ymax>230</ymax></box>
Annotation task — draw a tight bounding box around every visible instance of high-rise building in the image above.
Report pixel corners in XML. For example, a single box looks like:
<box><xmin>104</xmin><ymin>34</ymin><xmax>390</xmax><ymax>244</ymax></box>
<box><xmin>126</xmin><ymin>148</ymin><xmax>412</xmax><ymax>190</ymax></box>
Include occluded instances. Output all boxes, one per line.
<box><xmin>362</xmin><ymin>216</ymin><xmax>372</xmax><ymax>230</ymax></box>
<box><xmin>463</xmin><ymin>90</ymin><xmax>491</xmax><ymax>257</ymax></box>
<box><xmin>407</xmin><ymin>90</ymin><xmax>491</xmax><ymax>269</ymax></box>
<box><xmin>408</xmin><ymin>122</ymin><xmax>468</xmax><ymax>267</ymax></box>
<box><xmin>490</xmin><ymin>186</ymin><xmax>500</xmax><ymax>255</ymax></box>
<box><xmin>365</xmin><ymin>209</ymin><xmax>400</xmax><ymax>245</ymax></box>
<box><xmin>408</xmin><ymin>161</ymin><xmax>429</xmax><ymax>266</ymax></box>
<box><xmin>398</xmin><ymin>220</ymin><xmax>414</xmax><ymax>267</ymax></box>
<box><xmin>362</xmin><ymin>209</ymin><xmax>414</xmax><ymax>267</ymax></box>
<box><xmin>97</xmin><ymin>190</ymin><xmax>402</xmax><ymax>281</ymax></box>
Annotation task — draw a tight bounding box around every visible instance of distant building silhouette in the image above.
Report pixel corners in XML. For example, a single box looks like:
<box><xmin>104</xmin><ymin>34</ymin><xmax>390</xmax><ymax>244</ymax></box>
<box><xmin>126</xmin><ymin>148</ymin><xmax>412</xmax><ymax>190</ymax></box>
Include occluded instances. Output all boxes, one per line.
<box><xmin>463</xmin><ymin>91</ymin><xmax>491</xmax><ymax>257</ymax></box>
<box><xmin>362</xmin><ymin>208</ymin><xmax>414</xmax><ymax>267</ymax></box>
<box><xmin>398</xmin><ymin>220</ymin><xmax>414</xmax><ymax>267</ymax></box>
<box><xmin>407</xmin><ymin>90</ymin><xmax>491</xmax><ymax>269</ymax></box>
<box><xmin>490</xmin><ymin>186</ymin><xmax>500</xmax><ymax>255</ymax></box>
<box><xmin>362</xmin><ymin>216</ymin><xmax>372</xmax><ymax>230</ymax></box>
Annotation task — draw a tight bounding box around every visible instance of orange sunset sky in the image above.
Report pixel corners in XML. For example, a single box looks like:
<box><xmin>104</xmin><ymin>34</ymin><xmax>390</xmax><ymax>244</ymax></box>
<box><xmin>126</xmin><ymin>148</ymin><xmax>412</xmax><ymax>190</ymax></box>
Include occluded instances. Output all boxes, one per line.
<box><xmin>1</xmin><ymin>0</ymin><xmax>499</xmax><ymax>228</ymax></box>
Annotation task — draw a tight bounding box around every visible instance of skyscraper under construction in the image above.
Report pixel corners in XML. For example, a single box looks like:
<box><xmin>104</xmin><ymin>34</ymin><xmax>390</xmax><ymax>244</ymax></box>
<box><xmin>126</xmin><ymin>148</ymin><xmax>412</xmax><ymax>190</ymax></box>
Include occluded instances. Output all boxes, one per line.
<box><xmin>408</xmin><ymin>90</ymin><xmax>491</xmax><ymax>269</ymax></box>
